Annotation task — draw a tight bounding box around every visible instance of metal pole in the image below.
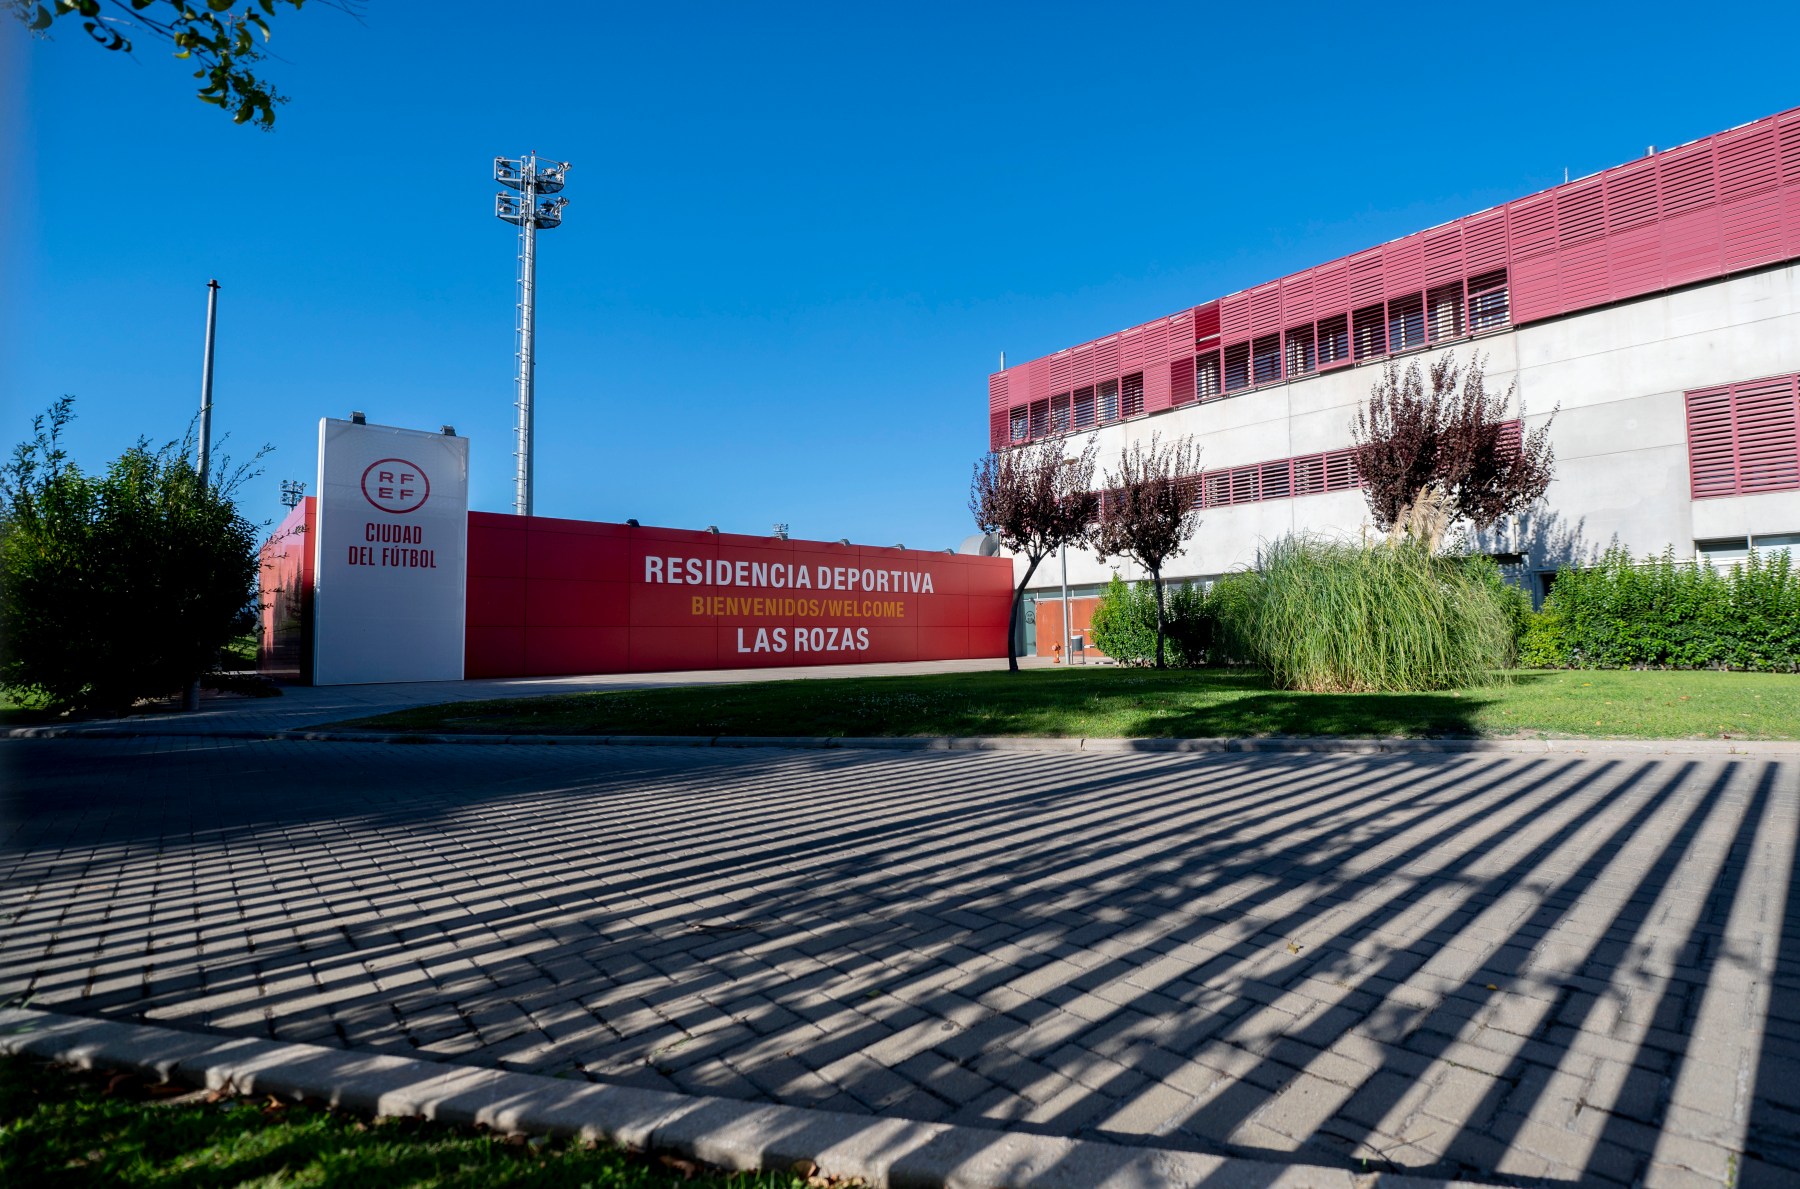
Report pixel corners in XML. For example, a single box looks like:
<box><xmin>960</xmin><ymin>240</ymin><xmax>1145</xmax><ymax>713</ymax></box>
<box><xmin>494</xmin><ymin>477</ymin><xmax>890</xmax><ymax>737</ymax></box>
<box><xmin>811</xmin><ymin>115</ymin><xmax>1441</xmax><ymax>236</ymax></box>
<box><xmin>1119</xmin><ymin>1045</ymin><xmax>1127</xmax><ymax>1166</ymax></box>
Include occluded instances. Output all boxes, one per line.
<box><xmin>1060</xmin><ymin>543</ymin><xmax>1071</xmax><ymax>663</ymax></box>
<box><xmin>515</xmin><ymin>160</ymin><xmax>537</xmax><ymax>517</ymax></box>
<box><xmin>186</xmin><ymin>278</ymin><xmax>220</xmax><ymax>713</ymax></box>
<box><xmin>197</xmin><ymin>279</ymin><xmax>219</xmax><ymax>488</ymax></box>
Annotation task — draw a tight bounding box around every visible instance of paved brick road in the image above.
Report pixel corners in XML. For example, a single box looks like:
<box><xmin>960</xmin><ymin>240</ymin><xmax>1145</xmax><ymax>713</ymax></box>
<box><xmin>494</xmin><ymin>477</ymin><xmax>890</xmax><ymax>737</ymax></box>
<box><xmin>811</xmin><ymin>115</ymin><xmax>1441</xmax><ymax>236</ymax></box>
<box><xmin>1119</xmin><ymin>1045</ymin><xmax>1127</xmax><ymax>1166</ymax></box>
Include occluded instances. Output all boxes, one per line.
<box><xmin>2</xmin><ymin>738</ymin><xmax>1795</xmax><ymax>1186</ymax></box>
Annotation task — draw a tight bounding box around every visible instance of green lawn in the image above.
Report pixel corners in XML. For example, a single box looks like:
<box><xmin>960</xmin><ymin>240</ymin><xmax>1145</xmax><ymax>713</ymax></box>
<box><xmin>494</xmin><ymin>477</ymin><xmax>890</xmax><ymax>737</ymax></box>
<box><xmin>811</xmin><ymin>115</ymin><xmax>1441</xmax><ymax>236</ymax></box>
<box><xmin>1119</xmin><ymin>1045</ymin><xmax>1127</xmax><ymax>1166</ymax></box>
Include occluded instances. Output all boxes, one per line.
<box><xmin>339</xmin><ymin>667</ymin><xmax>1800</xmax><ymax>742</ymax></box>
<box><xmin>0</xmin><ymin>1055</ymin><xmax>807</xmax><ymax>1188</ymax></box>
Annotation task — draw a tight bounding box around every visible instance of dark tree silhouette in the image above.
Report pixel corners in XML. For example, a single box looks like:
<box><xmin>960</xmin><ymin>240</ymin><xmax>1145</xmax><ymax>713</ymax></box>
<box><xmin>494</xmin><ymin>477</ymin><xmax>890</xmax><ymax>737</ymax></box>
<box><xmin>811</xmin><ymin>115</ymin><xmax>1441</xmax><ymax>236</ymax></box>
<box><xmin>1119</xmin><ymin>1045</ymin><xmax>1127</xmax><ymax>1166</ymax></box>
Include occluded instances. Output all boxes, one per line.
<box><xmin>1091</xmin><ymin>434</ymin><xmax>1202</xmax><ymax>669</ymax></box>
<box><xmin>969</xmin><ymin>435</ymin><xmax>1098</xmax><ymax>673</ymax></box>
<box><xmin>1352</xmin><ymin>353</ymin><xmax>1556</xmax><ymax>550</ymax></box>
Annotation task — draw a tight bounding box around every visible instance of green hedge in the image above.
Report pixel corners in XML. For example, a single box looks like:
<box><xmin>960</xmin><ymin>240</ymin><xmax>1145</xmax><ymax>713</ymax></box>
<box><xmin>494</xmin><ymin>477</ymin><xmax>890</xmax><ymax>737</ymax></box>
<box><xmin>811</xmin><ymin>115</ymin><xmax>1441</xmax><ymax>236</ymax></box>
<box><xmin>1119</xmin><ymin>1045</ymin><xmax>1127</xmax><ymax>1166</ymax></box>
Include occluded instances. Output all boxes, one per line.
<box><xmin>1086</xmin><ymin>575</ymin><xmax>1212</xmax><ymax>667</ymax></box>
<box><xmin>1523</xmin><ymin>546</ymin><xmax>1800</xmax><ymax>671</ymax></box>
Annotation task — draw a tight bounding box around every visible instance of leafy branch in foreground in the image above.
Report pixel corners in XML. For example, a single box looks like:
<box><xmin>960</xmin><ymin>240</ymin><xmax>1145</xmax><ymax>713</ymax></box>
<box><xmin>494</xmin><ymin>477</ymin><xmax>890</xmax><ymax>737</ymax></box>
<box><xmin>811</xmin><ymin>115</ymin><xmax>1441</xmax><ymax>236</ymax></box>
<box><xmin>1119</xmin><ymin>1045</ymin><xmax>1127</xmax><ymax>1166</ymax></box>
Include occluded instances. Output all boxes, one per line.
<box><xmin>10</xmin><ymin>0</ymin><xmax>363</xmax><ymax>128</ymax></box>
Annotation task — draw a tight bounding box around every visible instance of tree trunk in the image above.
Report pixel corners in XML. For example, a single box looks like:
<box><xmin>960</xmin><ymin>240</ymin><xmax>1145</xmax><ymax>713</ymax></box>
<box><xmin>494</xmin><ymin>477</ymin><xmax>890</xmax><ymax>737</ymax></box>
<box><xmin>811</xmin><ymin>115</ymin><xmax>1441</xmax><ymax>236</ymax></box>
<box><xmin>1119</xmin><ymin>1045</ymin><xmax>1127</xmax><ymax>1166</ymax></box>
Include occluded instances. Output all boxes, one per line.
<box><xmin>1151</xmin><ymin>566</ymin><xmax>1166</xmax><ymax>670</ymax></box>
<box><xmin>1006</xmin><ymin>555</ymin><xmax>1044</xmax><ymax>674</ymax></box>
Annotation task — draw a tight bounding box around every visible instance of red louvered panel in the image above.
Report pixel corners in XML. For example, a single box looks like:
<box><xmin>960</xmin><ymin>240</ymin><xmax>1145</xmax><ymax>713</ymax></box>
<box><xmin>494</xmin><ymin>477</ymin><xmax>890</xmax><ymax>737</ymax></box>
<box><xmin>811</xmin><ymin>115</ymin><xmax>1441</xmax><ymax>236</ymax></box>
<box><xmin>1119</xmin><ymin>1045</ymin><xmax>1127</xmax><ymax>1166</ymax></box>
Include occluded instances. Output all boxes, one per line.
<box><xmin>1092</xmin><ymin>335</ymin><xmax>1119</xmax><ymax>382</ymax></box>
<box><xmin>989</xmin><ymin>409</ymin><xmax>1008</xmax><ymax>451</ymax></box>
<box><xmin>1556</xmin><ymin>180</ymin><xmax>1606</xmax><ymax>246</ymax></box>
<box><xmin>1280</xmin><ymin>271</ymin><xmax>1315</xmax><ymax>324</ymax></box>
<box><xmin>1733</xmin><ymin>376</ymin><xmax>1800</xmax><ymax>493</ymax></box>
<box><xmin>1024</xmin><ymin>357</ymin><xmax>1050</xmax><ymax>402</ymax></box>
<box><xmin>1192</xmin><ymin>302</ymin><xmax>1220</xmax><ymax>343</ymax></box>
<box><xmin>1119</xmin><ymin>328</ymin><xmax>1145</xmax><ymax>371</ymax></box>
<box><xmin>1463</xmin><ymin>209</ymin><xmax>1509</xmax><ymax>273</ymax></box>
<box><xmin>1293</xmin><ymin>454</ymin><xmax>1325</xmax><ymax>497</ymax></box>
<box><xmin>1048</xmin><ymin>350</ymin><xmax>1073</xmax><ymax>392</ymax></box>
<box><xmin>1169</xmin><ymin>356</ymin><xmax>1197</xmax><ymax>407</ymax></box>
<box><xmin>1785</xmin><ymin>185</ymin><xmax>1800</xmax><ymax>260</ymax></box>
<box><xmin>1507</xmin><ymin>193</ymin><xmax>1558</xmax><ymax>259</ymax></box>
<box><xmin>1660</xmin><ymin>142</ymin><xmax>1718</xmax><ymax>215</ymax></box>
<box><xmin>1313</xmin><ymin>260</ymin><xmax>1349</xmax><ymax>311</ymax></box>
<box><xmin>1511</xmin><ymin>253</ymin><xmax>1562</xmax><ymax>324</ymax></box>
<box><xmin>1604</xmin><ymin>159</ymin><xmax>1659</xmax><ymax>232</ymax></box>
<box><xmin>1722</xmin><ymin>190</ymin><xmax>1785</xmax><ymax>273</ymax></box>
<box><xmin>1780</xmin><ymin>112</ymin><xmax>1800</xmax><ymax>184</ymax></box>
<box><xmin>1220</xmin><ymin>293</ymin><xmax>1252</xmax><ymax>339</ymax></box>
<box><xmin>1382</xmin><ymin>234</ymin><xmax>1425</xmax><ymax>297</ymax></box>
<box><xmin>1249</xmin><ymin>283</ymin><xmax>1283</xmax><ymax>337</ymax></box>
<box><xmin>1715</xmin><ymin>124</ymin><xmax>1778</xmax><ymax>199</ymax></box>
<box><xmin>1141</xmin><ymin>320</ymin><xmax>1171</xmax><ymax>368</ymax></box>
<box><xmin>1558</xmin><ymin>241</ymin><xmax>1610</xmax><ymax>310</ymax></box>
<box><xmin>1070</xmin><ymin>343</ymin><xmax>1096</xmax><ymax>388</ymax></box>
<box><xmin>1661</xmin><ymin>206</ymin><xmax>1722</xmax><ymax>287</ymax></box>
<box><xmin>1347</xmin><ymin>250</ymin><xmax>1385</xmax><ymax>304</ymax></box>
<box><xmin>1686</xmin><ymin>386</ymin><xmax>1738</xmax><ymax>499</ymax></box>
<box><xmin>988</xmin><ymin>372</ymin><xmax>1008</xmax><ymax>412</ymax></box>
<box><xmin>1166</xmin><ymin>309</ymin><xmax>1196</xmax><ymax>361</ymax></box>
<box><xmin>1142</xmin><ymin>360</ymin><xmax>1173</xmax><ymax>412</ymax></box>
<box><xmin>1607</xmin><ymin>223</ymin><xmax>1664</xmax><ymax>298</ymax></box>
<box><xmin>1423</xmin><ymin>225</ymin><xmax>1465</xmax><ymax>285</ymax></box>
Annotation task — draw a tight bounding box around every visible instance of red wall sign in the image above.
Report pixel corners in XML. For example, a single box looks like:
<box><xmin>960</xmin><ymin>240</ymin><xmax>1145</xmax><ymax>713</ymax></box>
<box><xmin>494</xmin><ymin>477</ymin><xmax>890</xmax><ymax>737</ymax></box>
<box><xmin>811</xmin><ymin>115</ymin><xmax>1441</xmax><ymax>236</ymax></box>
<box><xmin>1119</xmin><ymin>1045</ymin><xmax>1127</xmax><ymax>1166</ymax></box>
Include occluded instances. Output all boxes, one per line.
<box><xmin>464</xmin><ymin>514</ymin><xmax>1015</xmax><ymax>678</ymax></box>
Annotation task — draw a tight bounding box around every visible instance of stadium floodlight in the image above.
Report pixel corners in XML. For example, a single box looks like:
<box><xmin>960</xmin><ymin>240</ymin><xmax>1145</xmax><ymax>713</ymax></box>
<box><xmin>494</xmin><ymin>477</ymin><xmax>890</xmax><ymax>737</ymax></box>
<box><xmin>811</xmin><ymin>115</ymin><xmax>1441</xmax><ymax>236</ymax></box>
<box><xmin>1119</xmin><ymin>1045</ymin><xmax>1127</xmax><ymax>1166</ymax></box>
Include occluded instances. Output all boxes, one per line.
<box><xmin>279</xmin><ymin>479</ymin><xmax>307</xmax><ymax>508</ymax></box>
<box><xmin>493</xmin><ymin>152</ymin><xmax>571</xmax><ymax>517</ymax></box>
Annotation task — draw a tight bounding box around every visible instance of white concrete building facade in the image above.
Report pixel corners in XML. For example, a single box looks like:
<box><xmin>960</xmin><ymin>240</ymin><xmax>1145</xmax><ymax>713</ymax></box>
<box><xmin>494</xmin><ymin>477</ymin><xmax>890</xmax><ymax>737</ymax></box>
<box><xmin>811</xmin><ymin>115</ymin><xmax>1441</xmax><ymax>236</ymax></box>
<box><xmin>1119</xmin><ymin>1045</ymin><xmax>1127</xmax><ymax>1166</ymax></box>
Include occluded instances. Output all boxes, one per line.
<box><xmin>983</xmin><ymin>109</ymin><xmax>1800</xmax><ymax>655</ymax></box>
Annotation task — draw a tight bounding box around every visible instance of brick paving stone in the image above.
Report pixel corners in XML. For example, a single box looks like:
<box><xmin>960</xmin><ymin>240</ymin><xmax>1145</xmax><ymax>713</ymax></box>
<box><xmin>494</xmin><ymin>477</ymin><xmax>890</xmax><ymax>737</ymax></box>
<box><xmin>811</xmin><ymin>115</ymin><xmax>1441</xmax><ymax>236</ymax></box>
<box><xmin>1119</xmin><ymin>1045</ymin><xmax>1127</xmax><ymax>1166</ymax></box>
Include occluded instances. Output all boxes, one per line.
<box><xmin>3</xmin><ymin>736</ymin><xmax>1794</xmax><ymax>1185</ymax></box>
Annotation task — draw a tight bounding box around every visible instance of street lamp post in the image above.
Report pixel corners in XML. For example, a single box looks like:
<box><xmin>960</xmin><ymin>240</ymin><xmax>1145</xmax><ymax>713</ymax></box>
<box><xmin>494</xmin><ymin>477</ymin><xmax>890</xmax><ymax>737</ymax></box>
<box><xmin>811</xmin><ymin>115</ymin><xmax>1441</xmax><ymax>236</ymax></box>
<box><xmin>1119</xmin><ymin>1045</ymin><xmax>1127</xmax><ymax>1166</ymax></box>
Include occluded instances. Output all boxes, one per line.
<box><xmin>494</xmin><ymin>154</ymin><xmax>570</xmax><ymax>517</ymax></box>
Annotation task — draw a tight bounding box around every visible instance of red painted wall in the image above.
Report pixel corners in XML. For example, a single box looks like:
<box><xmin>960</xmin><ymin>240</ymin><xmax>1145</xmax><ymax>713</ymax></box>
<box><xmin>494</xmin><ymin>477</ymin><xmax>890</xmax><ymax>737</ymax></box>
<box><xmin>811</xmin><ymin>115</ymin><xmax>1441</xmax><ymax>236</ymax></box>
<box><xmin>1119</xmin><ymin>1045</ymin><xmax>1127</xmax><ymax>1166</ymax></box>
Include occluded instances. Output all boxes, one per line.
<box><xmin>257</xmin><ymin>496</ymin><xmax>315</xmax><ymax>681</ymax></box>
<box><xmin>465</xmin><ymin>514</ymin><xmax>1016</xmax><ymax>678</ymax></box>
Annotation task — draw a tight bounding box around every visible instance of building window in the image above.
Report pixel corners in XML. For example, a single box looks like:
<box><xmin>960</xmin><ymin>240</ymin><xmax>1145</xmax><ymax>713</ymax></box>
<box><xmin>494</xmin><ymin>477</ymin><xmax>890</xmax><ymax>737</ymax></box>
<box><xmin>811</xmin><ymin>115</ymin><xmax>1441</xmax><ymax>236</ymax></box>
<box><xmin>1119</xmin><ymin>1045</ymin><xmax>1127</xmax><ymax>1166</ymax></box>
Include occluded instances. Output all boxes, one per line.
<box><xmin>1469</xmin><ymin>269</ymin><xmax>1510</xmax><ymax>332</ymax></box>
<box><xmin>1121</xmin><ymin>372</ymin><xmax>1145</xmax><ymax>418</ymax></box>
<box><xmin>1098</xmin><ymin>378</ymin><xmax>1120</xmax><ymax>422</ymax></box>
<box><xmin>1223</xmin><ymin>343</ymin><xmax>1251</xmax><ymax>392</ymax></box>
<box><xmin>1352</xmin><ymin>305</ymin><xmax>1386</xmax><ymax>361</ymax></box>
<box><xmin>1010</xmin><ymin>407</ymin><xmax>1028</xmax><ymax>443</ymax></box>
<box><xmin>1252</xmin><ymin>335</ymin><xmax>1282</xmax><ymax>385</ymax></box>
<box><xmin>1428</xmin><ymin>282</ymin><xmax>1465</xmax><ymax>341</ymax></box>
<box><xmin>1072</xmin><ymin>386</ymin><xmax>1096</xmax><ymax>429</ymax></box>
<box><xmin>1318</xmin><ymin>314</ymin><xmax>1350</xmax><ymax>365</ymax></box>
<box><xmin>1387</xmin><ymin>293</ymin><xmax>1425</xmax><ymax>353</ymax></box>
<box><xmin>1050</xmin><ymin>392</ymin><xmax>1071</xmax><ymax>434</ymax></box>
<box><xmin>1285</xmin><ymin>325</ymin><xmax>1316</xmax><ymax>377</ymax></box>
<box><xmin>1197</xmin><ymin>353</ymin><xmax>1221</xmax><ymax>399</ymax></box>
<box><xmin>1696</xmin><ymin>537</ymin><xmax>1750</xmax><ymax>568</ymax></box>
<box><xmin>1029</xmin><ymin>399</ymin><xmax>1050</xmax><ymax>439</ymax></box>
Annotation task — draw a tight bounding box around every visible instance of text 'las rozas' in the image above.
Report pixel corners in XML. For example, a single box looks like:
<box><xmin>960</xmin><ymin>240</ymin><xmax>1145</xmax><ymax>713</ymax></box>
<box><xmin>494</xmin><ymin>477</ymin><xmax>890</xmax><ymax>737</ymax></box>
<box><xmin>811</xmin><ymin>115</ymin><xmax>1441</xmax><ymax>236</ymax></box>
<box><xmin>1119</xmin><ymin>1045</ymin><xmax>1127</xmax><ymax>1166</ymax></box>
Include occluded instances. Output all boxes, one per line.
<box><xmin>644</xmin><ymin>556</ymin><xmax>934</xmax><ymax>594</ymax></box>
<box><xmin>736</xmin><ymin>626</ymin><xmax>872</xmax><ymax>654</ymax></box>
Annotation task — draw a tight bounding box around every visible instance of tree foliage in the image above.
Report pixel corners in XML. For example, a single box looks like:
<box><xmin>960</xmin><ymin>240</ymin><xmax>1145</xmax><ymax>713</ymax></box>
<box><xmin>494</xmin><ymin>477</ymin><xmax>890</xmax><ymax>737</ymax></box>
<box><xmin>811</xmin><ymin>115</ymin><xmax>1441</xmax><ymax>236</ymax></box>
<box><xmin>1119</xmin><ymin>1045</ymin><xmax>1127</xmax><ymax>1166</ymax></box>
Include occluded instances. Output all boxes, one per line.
<box><xmin>1351</xmin><ymin>353</ymin><xmax>1556</xmax><ymax>549</ymax></box>
<box><xmin>0</xmin><ymin>397</ymin><xmax>264</xmax><ymax>711</ymax></box>
<box><xmin>9</xmin><ymin>0</ymin><xmax>361</xmax><ymax>128</ymax></box>
<box><xmin>1090</xmin><ymin>433</ymin><xmax>1202</xmax><ymax>668</ymax></box>
<box><xmin>969</xmin><ymin>435</ymin><xmax>1098</xmax><ymax>672</ymax></box>
<box><xmin>1086</xmin><ymin>574</ymin><xmax>1211</xmax><ymax>668</ymax></box>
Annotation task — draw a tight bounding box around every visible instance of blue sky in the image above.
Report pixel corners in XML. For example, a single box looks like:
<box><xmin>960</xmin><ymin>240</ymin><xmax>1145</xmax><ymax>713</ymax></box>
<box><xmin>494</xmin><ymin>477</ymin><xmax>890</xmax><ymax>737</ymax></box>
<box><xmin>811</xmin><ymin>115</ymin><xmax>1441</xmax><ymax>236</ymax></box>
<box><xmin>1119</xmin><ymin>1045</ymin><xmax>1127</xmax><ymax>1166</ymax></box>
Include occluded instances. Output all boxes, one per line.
<box><xmin>6</xmin><ymin>2</ymin><xmax>1799</xmax><ymax>550</ymax></box>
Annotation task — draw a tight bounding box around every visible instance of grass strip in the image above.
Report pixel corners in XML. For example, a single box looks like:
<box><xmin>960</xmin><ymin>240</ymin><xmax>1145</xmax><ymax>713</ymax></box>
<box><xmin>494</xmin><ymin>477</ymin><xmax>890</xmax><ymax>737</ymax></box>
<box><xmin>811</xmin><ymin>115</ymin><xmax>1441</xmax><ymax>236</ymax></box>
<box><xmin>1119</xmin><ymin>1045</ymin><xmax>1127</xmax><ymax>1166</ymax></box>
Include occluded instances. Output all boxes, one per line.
<box><xmin>0</xmin><ymin>1054</ymin><xmax>811</xmax><ymax>1188</ymax></box>
<box><xmin>338</xmin><ymin>667</ymin><xmax>1800</xmax><ymax>742</ymax></box>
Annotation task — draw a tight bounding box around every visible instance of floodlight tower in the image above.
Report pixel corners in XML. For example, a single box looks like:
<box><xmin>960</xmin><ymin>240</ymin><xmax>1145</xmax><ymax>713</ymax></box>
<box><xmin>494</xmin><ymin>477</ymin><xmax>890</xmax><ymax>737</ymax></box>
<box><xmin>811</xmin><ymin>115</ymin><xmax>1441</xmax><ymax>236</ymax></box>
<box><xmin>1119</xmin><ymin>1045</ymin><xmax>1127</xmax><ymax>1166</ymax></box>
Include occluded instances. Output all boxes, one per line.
<box><xmin>494</xmin><ymin>153</ymin><xmax>570</xmax><ymax>517</ymax></box>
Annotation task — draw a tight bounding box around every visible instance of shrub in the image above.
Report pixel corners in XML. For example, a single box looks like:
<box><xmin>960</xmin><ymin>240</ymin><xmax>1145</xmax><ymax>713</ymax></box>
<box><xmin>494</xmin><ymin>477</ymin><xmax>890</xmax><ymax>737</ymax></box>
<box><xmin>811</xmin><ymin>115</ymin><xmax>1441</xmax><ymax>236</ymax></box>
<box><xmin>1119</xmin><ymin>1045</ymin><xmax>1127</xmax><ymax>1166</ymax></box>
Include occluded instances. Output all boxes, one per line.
<box><xmin>0</xmin><ymin>399</ymin><xmax>263</xmax><ymax>711</ymax></box>
<box><xmin>1088</xmin><ymin>575</ymin><xmax>1212</xmax><ymax>667</ymax></box>
<box><xmin>1213</xmin><ymin>536</ymin><xmax>1513</xmax><ymax>692</ymax></box>
<box><xmin>1525</xmin><ymin>546</ymin><xmax>1800</xmax><ymax>670</ymax></box>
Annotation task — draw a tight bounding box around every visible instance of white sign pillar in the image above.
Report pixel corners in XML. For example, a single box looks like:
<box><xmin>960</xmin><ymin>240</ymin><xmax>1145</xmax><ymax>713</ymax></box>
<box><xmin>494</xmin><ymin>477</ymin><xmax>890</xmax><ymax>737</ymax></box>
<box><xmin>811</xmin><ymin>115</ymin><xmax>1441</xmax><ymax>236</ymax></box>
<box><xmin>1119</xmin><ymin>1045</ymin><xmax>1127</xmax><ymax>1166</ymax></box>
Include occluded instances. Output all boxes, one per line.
<box><xmin>313</xmin><ymin>418</ymin><xmax>470</xmax><ymax>685</ymax></box>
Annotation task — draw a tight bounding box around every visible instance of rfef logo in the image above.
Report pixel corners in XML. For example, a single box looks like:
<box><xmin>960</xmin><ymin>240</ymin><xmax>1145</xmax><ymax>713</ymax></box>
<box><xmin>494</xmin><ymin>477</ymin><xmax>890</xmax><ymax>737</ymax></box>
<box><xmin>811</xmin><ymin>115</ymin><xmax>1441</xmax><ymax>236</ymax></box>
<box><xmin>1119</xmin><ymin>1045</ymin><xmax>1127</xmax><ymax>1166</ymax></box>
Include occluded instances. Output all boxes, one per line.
<box><xmin>361</xmin><ymin>458</ymin><xmax>431</xmax><ymax>514</ymax></box>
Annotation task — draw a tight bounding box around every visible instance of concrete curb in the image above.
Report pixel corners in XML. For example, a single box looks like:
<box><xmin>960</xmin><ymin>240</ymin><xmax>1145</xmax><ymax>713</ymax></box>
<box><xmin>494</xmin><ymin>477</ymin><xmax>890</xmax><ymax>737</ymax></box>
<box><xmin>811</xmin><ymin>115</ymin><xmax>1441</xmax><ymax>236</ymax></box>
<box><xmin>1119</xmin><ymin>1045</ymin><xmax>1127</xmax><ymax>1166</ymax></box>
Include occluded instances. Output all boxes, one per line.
<box><xmin>4</xmin><ymin>722</ymin><xmax>1798</xmax><ymax>757</ymax></box>
<box><xmin>0</xmin><ymin>1007</ymin><xmax>1495</xmax><ymax>1188</ymax></box>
